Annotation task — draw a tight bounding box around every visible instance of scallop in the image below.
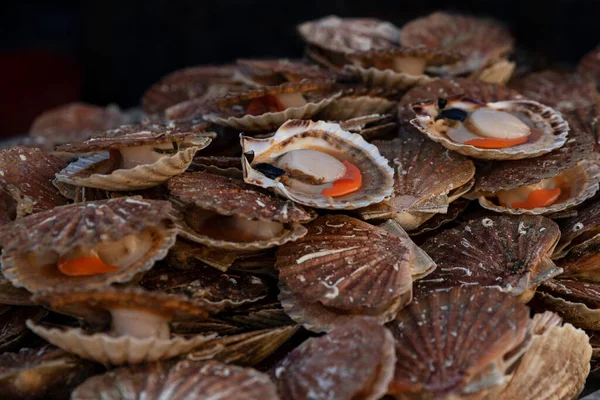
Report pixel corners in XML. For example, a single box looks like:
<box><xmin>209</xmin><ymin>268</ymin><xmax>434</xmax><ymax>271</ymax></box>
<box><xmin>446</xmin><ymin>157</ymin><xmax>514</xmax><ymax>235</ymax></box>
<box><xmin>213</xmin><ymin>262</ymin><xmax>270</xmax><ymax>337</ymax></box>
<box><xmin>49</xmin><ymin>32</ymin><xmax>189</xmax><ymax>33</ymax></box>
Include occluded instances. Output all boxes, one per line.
<box><xmin>236</xmin><ymin>58</ymin><xmax>335</xmax><ymax>86</ymax></box>
<box><xmin>242</xmin><ymin>119</ymin><xmax>394</xmax><ymax>210</ymax></box>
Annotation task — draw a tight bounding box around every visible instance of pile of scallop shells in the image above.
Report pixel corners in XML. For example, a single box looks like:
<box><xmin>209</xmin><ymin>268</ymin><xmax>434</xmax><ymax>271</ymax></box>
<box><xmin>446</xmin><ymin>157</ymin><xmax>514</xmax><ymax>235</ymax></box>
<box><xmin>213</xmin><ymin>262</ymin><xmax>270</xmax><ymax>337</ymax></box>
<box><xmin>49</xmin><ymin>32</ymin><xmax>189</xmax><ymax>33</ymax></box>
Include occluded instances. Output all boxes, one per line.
<box><xmin>1</xmin><ymin>11</ymin><xmax>600</xmax><ymax>400</ymax></box>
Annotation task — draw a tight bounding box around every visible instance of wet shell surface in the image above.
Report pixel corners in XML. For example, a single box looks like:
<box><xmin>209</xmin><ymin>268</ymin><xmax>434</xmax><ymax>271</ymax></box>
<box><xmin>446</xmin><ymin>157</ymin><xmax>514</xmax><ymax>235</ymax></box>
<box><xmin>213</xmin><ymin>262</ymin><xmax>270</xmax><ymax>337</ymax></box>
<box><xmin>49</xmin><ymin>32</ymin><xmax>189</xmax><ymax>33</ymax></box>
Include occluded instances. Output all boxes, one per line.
<box><xmin>415</xmin><ymin>215</ymin><xmax>562</xmax><ymax>302</ymax></box>
<box><xmin>272</xmin><ymin>317</ymin><xmax>395</xmax><ymax>400</ymax></box>
<box><xmin>513</xmin><ymin>70</ymin><xmax>599</xmax><ymax>112</ymax></box>
<box><xmin>168</xmin><ymin>171</ymin><xmax>312</xmax><ymax>250</ymax></box>
<box><xmin>497</xmin><ymin>322</ymin><xmax>591</xmax><ymax>400</ymax></box>
<box><xmin>358</xmin><ymin>134</ymin><xmax>475</xmax><ymax>230</ymax></box>
<box><xmin>0</xmin><ymin>197</ymin><xmax>177</xmax><ymax>293</ymax></box>
<box><xmin>386</xmin><ymin>286</ymin><xmax>531</xmax><ymax>399</ymax></box>
<box><xmin>400</xmin><ymin>12</ymin><xmax>514</xmax><ymax>76</ymax></box>
<box><xmin>71</xmin><ymin>360</ymin><xmax>280</xmax><ymax>400</ymax></box>
<box><xmin>242</xmin><ymin>119</ymin><xmax>394</xmax><ymax>210</ymax></box>
<box><xmin>54</xmin><ymin>123</ymin><xmax>212</xmax><ymax>191</ymax></box>
<box><xmin>0</xmin><ymin>147</ymin><xmax>68</xmax><ymax>220</ymax></box>
<box><xmin>410</xmin><ymin>96</ymin><xmax>569</xmax><ymax>160</ymax></box>
<box><xmin>203</xmin><ymin>80</ymin><xmax>338</xmax><ymax>131</ymax></box>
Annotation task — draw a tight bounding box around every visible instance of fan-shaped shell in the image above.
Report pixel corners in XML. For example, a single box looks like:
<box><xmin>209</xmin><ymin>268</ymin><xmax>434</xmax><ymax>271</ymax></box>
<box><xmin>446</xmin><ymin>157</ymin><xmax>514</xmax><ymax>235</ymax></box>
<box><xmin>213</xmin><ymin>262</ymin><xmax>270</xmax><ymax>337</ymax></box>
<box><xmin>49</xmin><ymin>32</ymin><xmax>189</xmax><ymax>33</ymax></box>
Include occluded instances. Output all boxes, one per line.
<box><xmin>236</xmin><ymin>58</ymin><xmax>335</xmax><ymax>86</ymax></box>
<box><xmin>242</xmin><ymin>120</ymin><xmax>394</xmax><ymax>210</ymax></box>
<box><xmin>317</xmin><ymin>91</ymin><xmax>396</xmax><ymax>121</ymax></box>
<box><xmin>496</xmin><ymin>323</ymin><xmax>591</xmax><ymax>400</ymax></box>
<box><xmin>386</xmin><ymin>286</ymin><xmax>531</xmax><ymax>399</ymax></box>
<box><xmin>400</xmin><ymin>12</ymin><xmax>514</xmax><ymax>76</ymax></box>
<box><xmin>358</xmin><ymin>134</ymin><xmax>475</xmax><ymax>230</ymax></box>
<box><xmin>272</xmin><ymin>317</ymin><xmax>395</xmax><ymax>400</ymax></box>
<box><xmin>0</xmin><ymin>198</ymin><xmax>177</xmax><ymax>293</ymax></box>
<box><xmin>513</xmin><ymin>70</ymin><xmax>598</xmax><ymax>112</ymax></box>
<box><xmin>0</xmin><ymin>147</ymin><xmax>68</xmax><ymax>220</ymax></box>
<box><xmin>410</xmin><ymin>97</ymin><xmax>569</xmax><ymax>160</ymax></box>
<box><xmin>71</xmin><ymin>360</ymin><xmax>280</xmax><ymax>400</ymax></box>
<box><xmin>415</xmin><ymin>215</ymin><xmax>562</xmax><ymax>302</ymax></box>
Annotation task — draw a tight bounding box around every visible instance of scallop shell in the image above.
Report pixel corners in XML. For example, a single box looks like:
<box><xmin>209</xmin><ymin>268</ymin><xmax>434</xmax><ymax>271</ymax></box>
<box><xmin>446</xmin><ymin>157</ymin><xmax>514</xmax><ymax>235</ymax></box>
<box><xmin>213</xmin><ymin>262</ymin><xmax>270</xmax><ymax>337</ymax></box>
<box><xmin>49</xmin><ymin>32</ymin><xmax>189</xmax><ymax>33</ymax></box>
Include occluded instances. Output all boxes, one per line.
<box><xmin>513</xmin><ymin>70</ymin><xmax>599</xmax><ymax>112</ymax></box>
<box><xmin>242</xmin><ymin>119</ymin><xmax>394</xmax><ymax>210</ymax></box>
<box><xmin>275</xmin><ymin>215</ymin><xmax>428</xmax><ymax>331</ymax></box>
<box><xmin>272</xmin><ymin>317</ymin><xmax>395</xmax><ymax>400</ymax></box>
<box><xmin>496</xmin><ymin>323</ymin><xmax>591</xmax><ymax>400</ymax></box>
<box><xmin>578</xmin><ymin>44</ymin><xmax>600</xmax><ymax>84</ymax></box>
<box><xmin>225</xmin><ymin>299</ymin><xmax>295</xmax><ymax>331</ymax></box>
<box><xmin>358</xmin><ymin>134</ymin><xmax>475</xmax><ymax>229</ymax></box>
<box><xmin>409</xmin><ymin>197</ymin><xmax>470</xmax><ymax>236</ymax></box>
<box><xmin>0</xmin><ymin>147</ymin><xmax>68</xmax><ymax>220</ymax></box>
<box><xmin>317</xmin><ymin>91</ymin><xmax>396</xmax><ymax>121</ymax></box>
<box><xmin>566</xmin><ymin>103</ymin><xmax>600</xmax><ymax>153</ymax></box>
<box><xmin>0</xmin><ymin>307</ymin><xmax>47</xmax><ymax>352</ymax></box>
<box><xmin>343</xmin><ymin>64</ymin><xmax>437</xmax><ymax>89</ymax></box>
<box><xmin>29</xmin><ymin>103</ymin><xmax>123</xmax><ymax>145</ymax></box>
<box><xmin>71</xmin><ymin>360</ymin><xmax>280</xmax><ymax>400</ymax></box>
<box><xmin>165</xmin><ymin>239</ymin><xmax>248</xmax><ymax>272</ymax></box>
<box><xmin>203</xmin><ymin>80</ymin><xmax>339</xmax><ymax>131</ymax></box>
<box><xmin>0</xmin><ymin>197</ymin><xmax>177</xmax><ymax>293</ymax></box>
<box><xmin>190</xmin><ymin>155</ymin><xmax>243</xmax><ymax>177</ymax></box>
<box><xmin>386</xmin><ymin>286</ymin><xmax>531</xmax><ymax>399</ymax></box>
<box><xmin>0</xmin><ymin>273</ymin><xmax>33</xmax><ymax>306</ymax></box>
<box><xmin>236</xmin><ymin>58</ymin><xmax>336</xmax><ymax>86</ymax></box>
<box><xmin>187</xmin><ymin>325</ymin><xmax>299</xmax><ymax>366</ymax></box>
<box><xmin>472</xmin><ymin>59</ymin><xmax>516</xmax><ymax>85</ymax></box>
<box><xmin>414</xmin><ymin>215</ymin><xmax>562</xmax><ymax>302</ymax></box>
<box><xmin>400</xmin><ymin>12</ymin><xmax>514</xmax><ymax>76</ymax></box>
<box><xmin>54</xmin><ymin>123</ymin><xmax>212</xmax><ymax>191</ymax></box>
<box><xmin>168</xmin><ymin>171</ymin><xmax>311</xmax><ymax>250</ymax></box>
<box><xmin>0</xmin><ymin>345</ymin><xmax>100</xmax><ymax>400</ymax></box>
<box><xmin>410</xmin><ymin>97</ymin><xmax>569</xmax><ymax>160</ymax></box>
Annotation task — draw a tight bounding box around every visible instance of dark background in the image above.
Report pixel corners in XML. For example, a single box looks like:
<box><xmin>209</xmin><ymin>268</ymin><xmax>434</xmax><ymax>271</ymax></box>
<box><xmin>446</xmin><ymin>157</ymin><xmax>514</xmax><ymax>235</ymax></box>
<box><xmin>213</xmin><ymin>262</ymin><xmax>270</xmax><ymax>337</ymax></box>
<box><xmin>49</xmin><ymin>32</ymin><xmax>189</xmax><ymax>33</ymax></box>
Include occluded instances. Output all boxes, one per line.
<box><xmin>1</xmin><ymin>0</ymin><xmax>599</xmax><ymax>136</ymax></box>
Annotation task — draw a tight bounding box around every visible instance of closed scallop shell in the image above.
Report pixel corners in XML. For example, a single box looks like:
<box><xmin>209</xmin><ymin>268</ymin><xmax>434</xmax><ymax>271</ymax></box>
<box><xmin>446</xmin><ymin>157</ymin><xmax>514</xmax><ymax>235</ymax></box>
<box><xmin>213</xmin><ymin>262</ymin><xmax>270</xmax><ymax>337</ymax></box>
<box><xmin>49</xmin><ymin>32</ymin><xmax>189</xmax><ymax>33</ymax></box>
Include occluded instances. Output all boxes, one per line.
<box><xmin>236</xmin><ymin>58</ymin><xmax>336</xmax><ymax>86</ymax></box>
<box><xmin>410</xmin><ymin>97</ymin><xmax>569</xmax><ymax>160</ymax></box>
<box><xmin>168</xmin><ymin>171</ymin><xmax>311</xmax><ymax>250</ymax></box>
<box><xmin>414</xmin><ymin>215</ymin><xmax>562</xmax><ymax>302</ymax></box>
<box><xmin>0</xmin><ymin>197</ymin><xmax>177</xmax><ymax>293</ymax></box>
<box><xmin>71</xmin><ymin>360</ymin><xmax>280</xmax><ymax>400</ymax></box>
<box><xmin>358</xmin><ymin>134</ymin><xmax>475</xmax><ymax>229</ymax></box>
<box><xmin>271</xmin><ymin>317</ymin><xmax>395</xmax><ymax>400</ymax></box>
<box><xmin>578</xmin><ymin>44</ymin><xmax>600</xmax><ymax>84</ymax></box>
<box><xmin>400</xmin><ymin>12</ymin><xmax>514</xmax><ymax>76</ymax></box>
<box><xmin>513</xmin><ymin>70</ymin><xmax>599</xmax><ymax>113</ymax></box>
<box><xmin>386</xmin><ymin>286</ymin><xmax>531</xmax><ymax>399</ymax></box>
<box><xmin>242</xmin><ymin>119</ymin><xmax>394</xmax><ymax>210</ymax></box>
<box><xmin>0</xmin><ymin>147</ymin><xmax>68</xmax><ymax>219</ymax></box>
<box><xmin>203</xmin><ymin>80</ymin><xmax>339</xmax><ymax>131</ymax></box>
<box><xmin>495</xmin><ymin>322</ymin><xmax>591</xmax><ymax>400</ymax></box>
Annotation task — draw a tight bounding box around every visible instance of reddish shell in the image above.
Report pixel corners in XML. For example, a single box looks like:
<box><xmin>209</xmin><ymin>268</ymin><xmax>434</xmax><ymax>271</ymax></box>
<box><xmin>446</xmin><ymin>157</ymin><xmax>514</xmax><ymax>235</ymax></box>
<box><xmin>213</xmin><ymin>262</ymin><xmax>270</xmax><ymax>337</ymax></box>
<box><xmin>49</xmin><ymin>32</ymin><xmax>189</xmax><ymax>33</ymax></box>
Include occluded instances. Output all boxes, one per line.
<box><xmin>272</xmin><ymin>317</ymin><xmax>395</xmax><ymax>400</ymax></box>
<box><xmin>237</xmin><ymin>58</ymin><xmax>336</xmax><ymax>85</ymax></box>
<box><xmin>386</xmin><ymin>286</ymin><xmax>531</xmax><ymax>399</ymax></box>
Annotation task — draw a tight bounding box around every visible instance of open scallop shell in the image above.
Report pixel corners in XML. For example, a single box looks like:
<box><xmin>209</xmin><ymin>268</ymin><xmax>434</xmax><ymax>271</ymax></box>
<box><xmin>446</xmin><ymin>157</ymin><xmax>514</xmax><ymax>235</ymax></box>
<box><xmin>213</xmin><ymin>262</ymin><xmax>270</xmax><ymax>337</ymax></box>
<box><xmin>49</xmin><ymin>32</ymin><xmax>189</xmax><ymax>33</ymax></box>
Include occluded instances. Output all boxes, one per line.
<box><xmin>578</xmin><ymin>44</ymin><xmax>600</xmax><ymax>84</ymax></box>
<box><xmin>271</xmin><ymin>317</ymin><xmax>395</xmax><ymax>400</ymax></box>
<box><xmin>0</xmin><ymin>197</ymin><xmax>176</xmax><ymax>293</ymax></box>
<box><xmin>168</xmin><ymin>171</ymin><xmax>311</xmax><ymax>250</ymax></box>
<box><xmin>414</xmin><ymin>215</ymin><xmax>562</xmax><ymax>302</ymax></box>
<box><xmin>54</xmin><ymin>123</ymin><xmax>212</xmax><ymax>191</ymax></box>
<box><xmin>71</xmin><ymin>360</ymin><xmax>280</xmax><ymax>400</ymax></box>
<box><xmin>410</xmin><ymin>97</ymin><xmax>569</xmax><ymax>160</ymax></box>
<box><xmin>496</xmin><ymin>322</ymin><xmax>591</xmax><ymax>400</ymax></box>
<box><xmin>400</xmin><ymin>12</ymin><xmax>514</xmax><ymax>76</ymax></box>
<box><xmin>513</xmin><ymin>70</ymin><xmax>598</xmax><ymax>113</ymax></box>
<box><xmin>203</xmin><ymin>80</ymin><xmax>339</xmax><ymax>131</ymax></box>
<box><xmin>0</xmin><ymin>147</ymin><xmax>68</xmax><ymax>220</ymax></box>
<box><xmin>386</xmin><ymin>286</ymin><xmax>531</xmax><ymax>399</ymax></box>
<box><xmin>357</xmin><ymin>133</ymin><xmax>475</xmax><ymax>230</ymax></box>
<box><xmin>242</xmin><ymin>119</ymin><xmax>394</xmax><ymax>210</ymax></box>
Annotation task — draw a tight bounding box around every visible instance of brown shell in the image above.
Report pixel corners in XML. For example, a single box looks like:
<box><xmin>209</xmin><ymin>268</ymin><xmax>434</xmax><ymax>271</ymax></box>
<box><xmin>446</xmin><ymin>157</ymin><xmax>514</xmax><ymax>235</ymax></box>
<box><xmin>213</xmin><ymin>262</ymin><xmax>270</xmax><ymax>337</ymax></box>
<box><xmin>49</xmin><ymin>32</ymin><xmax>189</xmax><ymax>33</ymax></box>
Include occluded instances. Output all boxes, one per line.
<box><xmin>139</xmin><ymin>263</ymin><xmax>269</xmax><ymax>308</ymax></box>
<box><xmin>0</xmin><ymin>307</ymin><xmax>47</xmax><ymax>352</ymax></box>
<box><xmin>347</xmin><ymin>47</ymin><xmax>461</xmax><ymax>68</ymax></box>
<box><xmin>555</xmin><ymin>196</ymin><xmax>600</xmax><ymax>255</ymax></box>
<box><xmin>187</xmin><ymin>325</ymin><xmax>299</xmax><ymax>366</ymax></box>
<box><xmin>0</xmin><ymin>274</ymin><xmax>33</xmax><ymax>306</ymax></box>
<box><xmin>164</xmin><ymin>239</ymin><xmax>249</xmax><ymax>272</ymax></box>
<box><xmin>565</xmin><ymin>103</ymin><xmax>600</xmax><ymax>153</ymax></box>
<box><xmin>409</xmin><ymin>197</ymin><xmax>470</xmax><ymax>236</ymax></box>
<box><xmin>578</xmin><ymin>44</ymin><xmax>600</xmax><ymax>84</ymax></box>
<box><xmin>415</xmin><ymin>215</ymin><xmax>561</xmax><ymax>301</ymax></box>
<box><xmin>297</xmin><ymin>16</ymin><xmax>400</xmax><ymax>55</ymax></box>
<box><xmin>71</xmin><ymin>360</ymin><xmax>280</xmax><ymax>400</ymax></box>
<box><xmin>513</xmin><ymin>70</ymin><xmax>599</xmax><ymax>112</ymax></box>
<box><xmin>358</xmin><ymin>135</ymin><xmax>475</xmax><ymax>228</ymax></box>
<box><xmin>400</xmin><ymin>12</ymin><xmax>514</xmax><ymax>75</ymax></box>
<box><xmin>275</xmin><ymin>215</ymin><xmax>413</xmax><ymax>315</ymax></box>
<box><xmin>272</xmin><ymin>317</ymin><xmax>395</xmax><ymax>400</ymax></box>
<box><xmin>0</xmin><ymin>198</ymin><xmax>177</xmax><ymax>293</ymax></box>
<box><xmin>190</xmin><ymin>155</ymin><xmax>243</xmax><ymax>176</ymax></box>
<box><xmin>0</xmin><ymin>147</ymin><xmax>68</xmax><ymax>219</ymax></box>
<box><xmin>141</xmin><ymin>64</ymin><xmax>248</xmax><ymax>117</ymax></box>
<box><xmin>0</xmin><ymin>345</ymin><xmax>100</xmax><ymax>400</ymax></box>
<box><xmin>386</xmin><ymin>286</ymin><xmax>531</xmax><ymax>399</ymax></box>
<box><xmin>338</xmin><ymin>114</ymin><xmax>397</xmax><ymax>141</ymax></box>
<box><xmin>497</xmin><ymin>323</ymin><xmax>591</xmax><ymax>400</ymax></box>
<box><xmin>29</xmin><ymin>103</ymin><xmax>123</xmax><ymax>144</ymax></box>
<box><xmin>237</xmin><ymin>58</ymin><xmax>336</xmax><ymax>85</ymax></box>
<box><xmin>224</xmin><ymin>301</ymin><xmax>295</xmax><ymax>331</ymax></box>
<box><xmin>55</xmin><ymin>122</ymin><xmax>212</xmax><ymax>154</ymax></box>
<box><xmin>318</xmin><ymin>95</ymin><xmax>396</xmax><ymax>122</ymax></box>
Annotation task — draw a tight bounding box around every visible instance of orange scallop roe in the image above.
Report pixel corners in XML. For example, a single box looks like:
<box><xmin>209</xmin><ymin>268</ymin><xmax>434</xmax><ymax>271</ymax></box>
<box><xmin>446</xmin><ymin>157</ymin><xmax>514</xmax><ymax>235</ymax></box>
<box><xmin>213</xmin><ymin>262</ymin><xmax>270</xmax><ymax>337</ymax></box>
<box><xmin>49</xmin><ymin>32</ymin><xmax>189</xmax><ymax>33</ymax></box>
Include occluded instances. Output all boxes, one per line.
<box><xmin>57</xmin><ymin>255</ymin><xmax>119</xmax><ymax>276</ymax></box>
<box><xmin>246</xmin><ymin>95</ymin><xmax>285</xmax><ymax>116</ymax></box>
<box><xmin>321</xmin><ymin>161</ymin><xmax>362</xmax><ymax>197</ymax></box>
<box><xmin>511</xmin><ymin>188</ymin><xmax>562</xmax><ymax>210</ymax></box>
<box><xmin>464</xmin><ymin>136</ymin><xmax>528</xmax><ymax>149</ymax></box>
